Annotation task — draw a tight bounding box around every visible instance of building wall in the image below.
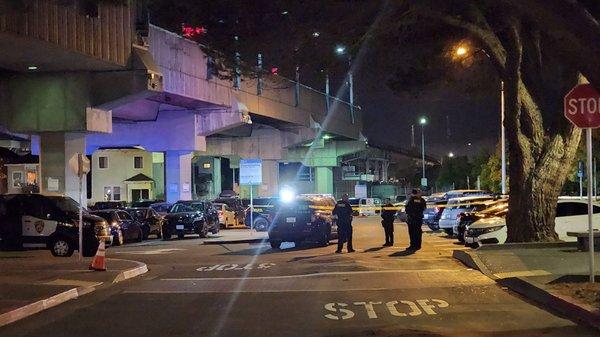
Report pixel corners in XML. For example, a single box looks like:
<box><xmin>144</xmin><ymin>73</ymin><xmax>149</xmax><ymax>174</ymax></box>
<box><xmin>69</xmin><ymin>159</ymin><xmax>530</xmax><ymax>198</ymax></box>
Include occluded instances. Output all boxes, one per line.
<box><xmin>90</xmin><ymin>148</ymin><xmax>153</xmax><ymax>204</ymax></box>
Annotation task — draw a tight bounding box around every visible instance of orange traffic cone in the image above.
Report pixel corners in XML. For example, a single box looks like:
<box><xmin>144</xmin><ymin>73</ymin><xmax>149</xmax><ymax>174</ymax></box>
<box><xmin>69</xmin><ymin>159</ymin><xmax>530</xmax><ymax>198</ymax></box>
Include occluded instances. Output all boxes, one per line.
<box><xmin>89</xmin><ymin>240</ymin><xmax>106</xmax><ymax>271</ymax></box>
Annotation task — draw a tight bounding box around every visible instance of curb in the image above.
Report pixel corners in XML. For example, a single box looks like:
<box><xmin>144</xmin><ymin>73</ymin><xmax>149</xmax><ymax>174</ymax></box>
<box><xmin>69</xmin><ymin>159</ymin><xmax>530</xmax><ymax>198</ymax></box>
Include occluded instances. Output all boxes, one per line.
<box><xmin>0</xmin><ymin>259</ymin><xmax>147</xmax><ymax>327</ymax></box>
<box><xmin>476</xmin><ymin>242</ymin><xmax>577</xmax><ymax>251</ymax></box>
<box><xmin>498</xmin><ymin>277</ymin><xmax>600</xmax><ymax>331</ymax></box>
<box><xmin>203</xmin><ymin>238</ymin><xmax>268</xmax><ymax>245</ymax></box>
<box><xmin>0</xmin><ymin>287</ymin><xmax>80</xmax><ymax>328</ymax></box>
<box><xmin>110</xmin><ymin>259</ymin><xmax>149</xmax><ymax>283</ymax></box>
<box><xmin>452</xmin><ymin>249</ymin><xmax>496</xmax><ymax>280</ymax></box>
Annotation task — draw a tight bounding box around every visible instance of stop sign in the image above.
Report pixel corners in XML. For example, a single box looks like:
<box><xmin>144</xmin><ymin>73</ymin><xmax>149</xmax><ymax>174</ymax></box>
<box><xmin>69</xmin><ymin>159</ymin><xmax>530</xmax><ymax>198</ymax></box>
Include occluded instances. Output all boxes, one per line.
<box><xmin>564</xmin><ymin>84</ymin><xmax>600</xmax><ymax>128</ymax></box>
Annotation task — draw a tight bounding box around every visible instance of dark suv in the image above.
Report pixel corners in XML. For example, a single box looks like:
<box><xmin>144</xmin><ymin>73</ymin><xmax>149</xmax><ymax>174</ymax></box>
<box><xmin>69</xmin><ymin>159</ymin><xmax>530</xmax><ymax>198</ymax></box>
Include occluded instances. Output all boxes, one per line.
<box><xmin>163</xmin><ymin>201</ymin><xmax>219</xmax><ymax>239</ymax></box>
<box><xmin>0</xmin><ymin>194</ymin><xmax>110</xmax><ymax>257</ymax></box>
<box><xmin>268</xmin><ymin>195</ymin><xmax>337</xmax><ymax>249</ymax></box>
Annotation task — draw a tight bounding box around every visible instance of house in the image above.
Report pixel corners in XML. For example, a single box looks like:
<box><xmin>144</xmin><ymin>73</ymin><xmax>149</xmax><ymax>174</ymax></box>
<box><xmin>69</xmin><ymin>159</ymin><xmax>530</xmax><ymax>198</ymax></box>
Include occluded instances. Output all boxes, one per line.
<box><xmin>90</xmin><ymin>147</ymin><xmax>157</xmax><ymax>204</ymax></box>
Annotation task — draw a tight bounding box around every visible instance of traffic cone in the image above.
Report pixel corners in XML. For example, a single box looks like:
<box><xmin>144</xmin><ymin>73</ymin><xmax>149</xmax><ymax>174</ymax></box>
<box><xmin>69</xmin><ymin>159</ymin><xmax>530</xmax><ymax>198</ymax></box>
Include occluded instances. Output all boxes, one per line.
<box><xmin>89</xmin><ymin>240</ymin><xmax>106</xmax><ymax>271</ymax></box>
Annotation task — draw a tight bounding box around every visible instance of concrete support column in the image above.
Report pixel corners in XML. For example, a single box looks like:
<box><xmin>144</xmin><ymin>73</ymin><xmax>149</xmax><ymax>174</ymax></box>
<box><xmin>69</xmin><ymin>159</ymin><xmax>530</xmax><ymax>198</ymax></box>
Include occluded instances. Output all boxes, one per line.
<box><xmin>165</xmin><ymin>151</ymin><xmax>193</xmax><ymax>203</ymax></box>
<box><xmin>212</xmin><ymin>157</ymin><xmax>222</xmax><ymax>198</ymax></box>
<box><xmin>39</xmin><ymin>132</ymin><xmax>86</xmax><ymax>201</ymax></box>
<box><xmin>315</xmin><ymin>166</ymin><xmax>334</xmax><ymax>195</ymax></box>
<box><xmin>260</xmin><ymin>160</ymin><xmax>279</xmax><ymax>197</ymax></box>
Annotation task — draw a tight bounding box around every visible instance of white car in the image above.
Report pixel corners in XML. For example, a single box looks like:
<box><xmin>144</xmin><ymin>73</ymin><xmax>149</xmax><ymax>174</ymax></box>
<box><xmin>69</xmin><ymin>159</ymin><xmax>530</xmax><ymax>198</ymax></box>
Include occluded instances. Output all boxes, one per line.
<box><xmin>465</xmin><ymin>199</ymin><xmax>600</xmax><ymax>246</ymax></box>
<box><xmin>438</xmin><ymin>196</ymin><xmax>495</xmax><ymax>235</ymax></box>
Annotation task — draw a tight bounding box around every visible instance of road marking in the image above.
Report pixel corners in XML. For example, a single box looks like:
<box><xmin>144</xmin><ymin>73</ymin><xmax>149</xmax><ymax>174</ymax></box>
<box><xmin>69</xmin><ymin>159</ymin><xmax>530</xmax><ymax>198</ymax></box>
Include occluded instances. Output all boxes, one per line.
<box><xmin>196</xmin><ymin>263</ymin><xmax>276</xmax><ymax>272</ymax></box>
<box><xmin>163</xmin><ymin>268</ymin><xmax>461</xmax><ymax>281</ymax></box>
<box><xmin>324</xmin><ymin>299</ymin><xmax>449</xmax><ymax>320</ymax></box>
<box><xmin>493</xmin><ymin>269</ymin><xmax>551</xmax><ymax>279</ymax></box>
<box><xmin>113</xmin><ymin>248</ymin><xmax>186</xmax><ymax>255</ymax></box>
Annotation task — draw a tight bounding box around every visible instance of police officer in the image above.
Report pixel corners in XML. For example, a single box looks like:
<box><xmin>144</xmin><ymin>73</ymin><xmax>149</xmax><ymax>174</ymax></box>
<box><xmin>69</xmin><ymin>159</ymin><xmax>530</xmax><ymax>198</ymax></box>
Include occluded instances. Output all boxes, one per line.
<box><xmin>404</xmin><ymin>189</ymin><xmax>426</xmax><ymax>250</ymax></box>
<box><xmin>381</xmin><ymin>198</ymin><xmax>396</xmax><ymax>246</ymax></box>
<box><xmin>333</xmin><ymin>193</ymin><xmax>355</xmax><ymax>253</ymax></box>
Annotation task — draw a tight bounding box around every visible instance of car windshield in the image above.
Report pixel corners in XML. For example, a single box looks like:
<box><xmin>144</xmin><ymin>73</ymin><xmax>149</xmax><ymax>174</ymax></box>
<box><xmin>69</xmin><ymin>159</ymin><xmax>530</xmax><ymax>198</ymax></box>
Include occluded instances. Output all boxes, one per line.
<box><xmin>171</xmin><ymin>203</ymin><xmax>203</xmax><ymax>213</ymax></box>
<box><xmin>128</xmin><ymin>209</ymin><xmax>148</xmax><ymax>220</ymax></box>
<box><xmin>47</xmin><ymin>196</ymin><xmax>80</xmax><ymax>214</ymax></box>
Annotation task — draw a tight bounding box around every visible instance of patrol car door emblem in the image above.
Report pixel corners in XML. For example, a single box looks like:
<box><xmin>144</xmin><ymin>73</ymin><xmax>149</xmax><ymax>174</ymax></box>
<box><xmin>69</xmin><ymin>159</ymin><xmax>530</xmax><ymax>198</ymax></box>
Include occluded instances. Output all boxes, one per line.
<box><xmin>35</xmin><ymin>221</ymin><xmax>45</xmax><ymax>234</ymax></box>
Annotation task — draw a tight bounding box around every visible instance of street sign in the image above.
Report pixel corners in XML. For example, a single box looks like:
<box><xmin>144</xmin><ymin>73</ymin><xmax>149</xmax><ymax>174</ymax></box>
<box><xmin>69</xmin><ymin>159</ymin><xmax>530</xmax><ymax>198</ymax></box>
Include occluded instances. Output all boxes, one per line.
<box><xmin>564</xmin><ymin>84</ymin><xmax>600</xmax><ymax>128</ymax></box>
<box><xmin>421</xmin><ymin>178</ymin><xmax>428</xmax><ymax>187</ymax></box>
<box><xmin>564</xmin><ymin>82</ymin><xmax>600</xmax><ymax>282</ymax></box>
<box><xmin>68</xmin><ymin>153</ymin><xmax>90</xmax><ymax>177</ymax></box>
<box><xmin>239</xmin><ymin>159</ymin><xmax>262</xmax><ymax>185</ymax></box>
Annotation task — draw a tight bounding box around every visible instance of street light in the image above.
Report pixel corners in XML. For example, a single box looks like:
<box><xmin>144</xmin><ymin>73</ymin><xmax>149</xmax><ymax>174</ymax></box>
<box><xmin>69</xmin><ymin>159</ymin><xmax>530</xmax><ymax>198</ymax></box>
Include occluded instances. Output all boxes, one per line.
<box><xmin>419</xmin><ymin>117</ymin><xmax>427</xmax><ymax>187</ymax></box>
<box><xmin>453</xmin><ymin>43</ymin><xmax>506</xmax><ymax>195</ymax></box>
<box><xmin>334</xmin><ymin>44</ymin><xmax>355</xmax><ymax>123</ymax></box>
<box><xmin>448</xmin><ymin>152</ymin><xmax>455</xmax><ymax>158</ymax></box>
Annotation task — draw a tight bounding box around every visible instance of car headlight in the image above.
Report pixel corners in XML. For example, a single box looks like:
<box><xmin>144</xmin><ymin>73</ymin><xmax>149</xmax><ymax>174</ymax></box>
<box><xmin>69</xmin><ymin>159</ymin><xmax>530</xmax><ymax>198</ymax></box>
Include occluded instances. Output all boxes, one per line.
<box><xmin>483</xmin><ymin>225</ymin><xmax>505</xmax><ymax>234</ymax></box>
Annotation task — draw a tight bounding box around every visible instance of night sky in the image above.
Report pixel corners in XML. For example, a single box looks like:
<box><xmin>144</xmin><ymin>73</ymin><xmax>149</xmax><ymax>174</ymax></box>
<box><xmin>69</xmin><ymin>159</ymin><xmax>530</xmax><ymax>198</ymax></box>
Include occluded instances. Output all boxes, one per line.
<box><xmin>149</xmin><ymin>0</ymin><xmax>501</xmax><ymax>158</ymax></box>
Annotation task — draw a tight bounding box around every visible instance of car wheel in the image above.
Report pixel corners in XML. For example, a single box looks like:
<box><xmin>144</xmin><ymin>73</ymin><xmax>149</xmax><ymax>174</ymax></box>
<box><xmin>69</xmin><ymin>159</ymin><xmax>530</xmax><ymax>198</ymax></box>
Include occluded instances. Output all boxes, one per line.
<box><xmin>443</xmin><ymin>228</ymin><xmax>454</xmax><ymax>236</ymax></box>
<box><xmin>113</xmin><ymin>230</ymin><xmax>124</xmax><ymax>246</ymax></box>
<box><xmin>270</xmin><ymin>241</ymin><xmax>281</xmax><ymax>249</ymax></box>
<box><xmin>254</xmin><ymin>217</ymin><xmax>269</xmax><ymax>232</ymax></box>
<box><xmin>320</xmin><ymin>230</ymin><xmax>331</xmax><ymax>247</ymax></box>
<box><xmin>162</xmin><ymin>228</ymin><xmax>171</xmax><ymax>241</ymax></box>
<box><xmin>136</xmin><ymin>228</ymin><xmax>143</xmax><ymax>242</ymax></box>
<box><xmin>142</xmin><ymin>226</ymin><xmax>150</xmax><ymax>240</ymax></box>
<box><xmin>50</xmin><ymin>237</ymin><xmax>74</xmax><ymax>257</ymax></box>
<box><xmin>198</xmin><ymin>221</ymin><xmax>209</xmax><ymax>238</ymax></box>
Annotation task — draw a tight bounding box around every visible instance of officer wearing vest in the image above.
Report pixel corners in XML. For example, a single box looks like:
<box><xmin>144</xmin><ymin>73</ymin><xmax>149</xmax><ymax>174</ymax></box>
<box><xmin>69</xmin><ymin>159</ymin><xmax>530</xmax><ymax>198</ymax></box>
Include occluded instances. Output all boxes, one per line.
<box><xmin>333</xmin><ymin>193</ymin><xmax>355</xmax><ymax>253</ymax></box>
<box><xmin>405</xmin><ymin>189</ymin><xmax>426</xmax><ymax>251</ymax></box>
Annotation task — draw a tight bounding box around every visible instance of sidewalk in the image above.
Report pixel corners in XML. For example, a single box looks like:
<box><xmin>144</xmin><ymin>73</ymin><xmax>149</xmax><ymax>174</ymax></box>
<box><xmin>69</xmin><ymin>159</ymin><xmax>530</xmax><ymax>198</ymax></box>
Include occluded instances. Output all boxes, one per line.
<box><xmin>203</xmin><ymin>229</ymin><xmax>269</xmax><ymax>245</ymax></box>
<box><xmin>0</xmin><ymin>250</ymin><xmax>147</xmax><ymax>327</ymax></box>
<box><xmin>453</xmin><ymin>242</ymin><xmax>600</xmax><ymax>330</ymax></box>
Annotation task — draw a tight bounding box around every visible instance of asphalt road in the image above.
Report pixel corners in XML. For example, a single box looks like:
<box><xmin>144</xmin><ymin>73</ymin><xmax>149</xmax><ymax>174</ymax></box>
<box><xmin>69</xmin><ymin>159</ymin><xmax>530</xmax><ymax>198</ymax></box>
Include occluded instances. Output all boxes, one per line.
<box><xmin>1</xmin><ymin>217</ymin><xmax>598</xmax><ymax>337</ymax></box>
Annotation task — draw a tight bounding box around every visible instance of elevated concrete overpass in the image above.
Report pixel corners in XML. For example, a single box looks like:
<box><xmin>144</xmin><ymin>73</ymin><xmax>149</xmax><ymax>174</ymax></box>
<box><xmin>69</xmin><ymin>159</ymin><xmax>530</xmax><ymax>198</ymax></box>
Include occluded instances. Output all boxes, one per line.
<box><xmin>0</xmin><ymin>0</ymin><xmax>364</xmax><ymax>203</ymax></box>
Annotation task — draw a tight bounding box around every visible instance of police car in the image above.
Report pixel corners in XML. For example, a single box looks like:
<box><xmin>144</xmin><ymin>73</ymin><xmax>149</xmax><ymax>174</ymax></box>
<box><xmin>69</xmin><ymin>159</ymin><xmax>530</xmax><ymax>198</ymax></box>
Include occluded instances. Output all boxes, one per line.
<box><xmin>0</xmin><ymin>194</ymin><xmax>111</xmax><ymax>257</ymax></box>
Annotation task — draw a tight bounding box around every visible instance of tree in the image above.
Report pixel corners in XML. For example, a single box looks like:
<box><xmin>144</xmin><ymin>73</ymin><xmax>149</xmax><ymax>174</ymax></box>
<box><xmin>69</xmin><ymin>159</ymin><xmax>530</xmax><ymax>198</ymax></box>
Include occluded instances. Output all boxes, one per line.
<box><xmin>479</xmin><ymin>153</ymin><xmax>502</xmax><ymax>194</ymax></box>
<box><xmin>381</xmin><ymin>1</ymin><xmax>600</xmax><ymax>242</ymax></box>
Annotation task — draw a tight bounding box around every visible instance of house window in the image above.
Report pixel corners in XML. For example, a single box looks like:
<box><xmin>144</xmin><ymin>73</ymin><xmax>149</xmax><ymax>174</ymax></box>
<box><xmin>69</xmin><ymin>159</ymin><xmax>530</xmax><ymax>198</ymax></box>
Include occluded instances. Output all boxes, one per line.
<box><xmin>12</xmin><ymin>171</ymin><xmax>23</xmax><ymax>188</ymax></box>
<box><xmin>134</xmin><ymin>156</ymin><xmax>143</xmax><ymax>169</ymax></box>
<box><xmin>113</xmin><ymin>186</ymin><xmax>121</xmax><ymax>201</ymax></box>
<box><xmin>297</xmin><ymin>166</ymin><xmax>314</xmax><ymax>182</ymax></box>
<box><xmin>103</xmin><ymin>186</ymin><xmax>112</xmax><ymax>200</ymax></box>
<box><xmin>98</xmin><ymin>156</ymin><xmax>108</xmax><ymax>169</ymax></box>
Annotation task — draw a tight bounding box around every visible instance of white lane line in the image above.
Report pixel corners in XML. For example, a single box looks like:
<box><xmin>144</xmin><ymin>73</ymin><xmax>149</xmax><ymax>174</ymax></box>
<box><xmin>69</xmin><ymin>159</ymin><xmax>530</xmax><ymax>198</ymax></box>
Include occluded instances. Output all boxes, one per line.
<box><xmin>160</xmin><ymin>269</ymin><xmax>462</xmax><ymax>281</ymax></box>
<box><xmin>123</xmin><ymin>288</ymin><xmax>393</xmax><ymax>294</ymax></box>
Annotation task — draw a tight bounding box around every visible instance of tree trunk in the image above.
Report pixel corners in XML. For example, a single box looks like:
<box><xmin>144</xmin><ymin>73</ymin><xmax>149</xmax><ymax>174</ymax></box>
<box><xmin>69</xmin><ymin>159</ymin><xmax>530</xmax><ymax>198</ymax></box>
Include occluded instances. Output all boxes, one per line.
<box><xmin>503</xmin><ymin>18</ymin><xmax>582</xmax><ymax>242</ymax></box>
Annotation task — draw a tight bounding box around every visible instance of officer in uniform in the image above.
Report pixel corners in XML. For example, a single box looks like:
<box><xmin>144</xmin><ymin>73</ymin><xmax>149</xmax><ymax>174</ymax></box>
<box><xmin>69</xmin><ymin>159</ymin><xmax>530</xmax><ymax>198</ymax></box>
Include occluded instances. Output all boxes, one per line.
<box><xmin>380</xmin><ymin>198</ymin><xmax>396</xmax><ymax>246</ymax></box>
<box><xmin>404</xmin><ymin>189</ymin><xmax>426</xmax><ymax>250</ymax></box>
<box><xmin>333</xmin><ymin>193</ymin><xmax>355</xmax><ymax>253</ymax></box>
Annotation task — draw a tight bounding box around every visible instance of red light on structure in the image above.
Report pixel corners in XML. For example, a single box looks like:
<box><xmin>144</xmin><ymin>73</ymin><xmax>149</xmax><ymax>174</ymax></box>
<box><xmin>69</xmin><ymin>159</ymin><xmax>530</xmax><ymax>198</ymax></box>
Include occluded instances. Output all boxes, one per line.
<box><xmin>182</xmin><ymin>24</ymin><xmax>207</xmax><ymax>38</ymax></box>
<box><xmin>270</xmin><ymin>67</ymin><xmax>279</xmax><ymax>75</ymax></box>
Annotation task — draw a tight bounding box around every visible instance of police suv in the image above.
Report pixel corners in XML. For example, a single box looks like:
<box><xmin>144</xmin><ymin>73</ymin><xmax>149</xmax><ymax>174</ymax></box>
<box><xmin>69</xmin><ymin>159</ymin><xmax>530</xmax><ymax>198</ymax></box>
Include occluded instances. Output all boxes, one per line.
<box><xmin>0</xmin><ymin>194</ymin><xmax>111</xmax><ymax>257</ymax></box>
<box><xmin>267</xmin><ymin>194</ymin><xmax>337</xmax><ymax>249</ymax></box>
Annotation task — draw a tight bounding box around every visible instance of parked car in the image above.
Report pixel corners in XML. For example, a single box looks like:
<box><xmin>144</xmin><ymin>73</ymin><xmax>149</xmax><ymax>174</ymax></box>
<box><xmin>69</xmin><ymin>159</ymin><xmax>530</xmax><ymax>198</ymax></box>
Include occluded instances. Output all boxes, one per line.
<box><xmin>90</xmin><ymin>201</ymin><xmax>127</xmax><ymax>211</ymax></box>
<box><xmin>422</xmin><ymin>200</ymin><xmax>448</xmax><ymax>231</ymax></box>
<box><xmin>438</xmin><ymin>196</ymin><xmax>495</xmax><ymax>235</ymax></box>
<box><xmin>126</xmin><ymin>207</ymin><xmax>164</xmax><ymax>239</ymax></box>
<box><xmin>464</xmin><ymin>198</ymin><xmax>600</xmax><ymax>247</ymax></box>
<box><xmin>131</xmin><ymin>199</ymin><xmax>164</xmax><ymax>208</ymax></box>
<box><xmin>0</xmin><ymin>194</ymin><xmax>111</xmax><ymax>257</ymax></box>
<box><xmin>455</xmin><ymin>199</ymin><xmax>508</xmax><ymax>242</ymax></box>
<box><xmin>268</xmin><ymin>194</ymin><xmax>338</xmax><ymax>249</ymax></box>
<box><xmin>213</xmin><ymin>203</ymin><xmax>239</xmax><ymax>228</ymax></box>
<box><xmin>213</xmin><ymin>197</ymin><xmax>245</xmax><ymax>225</ymax></box>
<box><xmin>245</xmin><ymin>197</ymin><xmax>280</xmax><ymax>231</ymax></box>
<box><xmin>163</xmin><ymin>200</ymin><xmax>219</xmax><ymax>239</ymax></box>
<box><xmin>149</xmin><ymin>202</ymin><xmax>171</xmax><ymax>216</ymax></box>
<box><xmin>91</xmin><ymin>209</ymin><xmax>143</xmax><ymax>245</ymax></box>
<box><xmin>442</xmin><ymin>189</ymin><xmax>490</xmax><ymax>200</ymax></box>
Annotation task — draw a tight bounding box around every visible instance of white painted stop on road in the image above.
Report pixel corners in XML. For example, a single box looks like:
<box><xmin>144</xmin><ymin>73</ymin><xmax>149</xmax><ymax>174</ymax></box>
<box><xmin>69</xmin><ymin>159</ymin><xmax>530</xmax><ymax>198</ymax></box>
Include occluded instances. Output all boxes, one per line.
<box><xmin>564</xmin><ymin>83</ymin><xmax>600</xmax><ymax>128</ymax></box>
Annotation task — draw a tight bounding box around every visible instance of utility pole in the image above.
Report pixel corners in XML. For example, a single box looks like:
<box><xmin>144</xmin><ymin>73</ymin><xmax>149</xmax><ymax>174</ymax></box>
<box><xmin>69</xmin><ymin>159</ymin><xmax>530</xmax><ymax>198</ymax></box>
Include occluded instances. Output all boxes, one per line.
<box><xmin>501</xmin><ymin>80</ymin><xmax>507</xmax><ymax>195</ymax></box>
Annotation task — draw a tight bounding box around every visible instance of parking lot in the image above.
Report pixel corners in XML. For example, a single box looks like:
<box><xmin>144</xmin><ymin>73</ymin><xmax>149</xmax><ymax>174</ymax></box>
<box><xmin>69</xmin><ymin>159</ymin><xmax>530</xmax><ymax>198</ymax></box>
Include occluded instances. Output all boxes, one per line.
<box><xmin>1</xmin><ymin>216</ymin><xmax>597</xmax><ymax>337</ymax></box>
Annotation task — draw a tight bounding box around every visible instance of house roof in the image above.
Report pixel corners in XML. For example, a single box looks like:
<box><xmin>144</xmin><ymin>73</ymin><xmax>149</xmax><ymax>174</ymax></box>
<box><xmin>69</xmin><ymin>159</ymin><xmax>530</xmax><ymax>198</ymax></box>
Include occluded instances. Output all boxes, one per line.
<box><xmin>124</xmin><ymin>173</ymin><xmax>154</xmax><ymax>182</ymax></box>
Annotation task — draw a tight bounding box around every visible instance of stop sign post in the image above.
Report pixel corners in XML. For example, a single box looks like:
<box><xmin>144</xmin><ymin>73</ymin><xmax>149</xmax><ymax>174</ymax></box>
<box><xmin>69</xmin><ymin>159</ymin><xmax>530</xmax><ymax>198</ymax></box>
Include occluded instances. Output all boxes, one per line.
<box><xmin>564</xmin><ymin>83</ymin><xmax>600</xmax><ymax>282</ymax></box>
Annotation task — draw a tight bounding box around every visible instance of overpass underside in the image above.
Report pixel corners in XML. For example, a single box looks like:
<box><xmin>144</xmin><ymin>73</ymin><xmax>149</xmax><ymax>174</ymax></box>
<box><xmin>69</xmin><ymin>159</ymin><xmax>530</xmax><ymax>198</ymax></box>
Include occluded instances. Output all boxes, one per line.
<box><xmin>0</xmin><ymin>1</ymin><xmax>364</xmax><ymax>203</ymax></box>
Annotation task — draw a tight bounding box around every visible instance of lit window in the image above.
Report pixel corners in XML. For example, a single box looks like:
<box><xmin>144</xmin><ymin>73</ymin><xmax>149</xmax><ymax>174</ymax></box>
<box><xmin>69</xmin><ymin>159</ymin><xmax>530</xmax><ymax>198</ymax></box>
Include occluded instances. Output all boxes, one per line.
<box><xmin>134</xmin><ymin>156</ymin><xmax>143</xmax><ymax>169</ymax></box>
<box><xmin>99</xmin><ymin>156</ymin><xmax>108</xmax><ymax>169</ymax></box>
<box><xmin>103</xmin><ymin>186</ymin><xmax>112</xmax><ymax>201</ymax></box>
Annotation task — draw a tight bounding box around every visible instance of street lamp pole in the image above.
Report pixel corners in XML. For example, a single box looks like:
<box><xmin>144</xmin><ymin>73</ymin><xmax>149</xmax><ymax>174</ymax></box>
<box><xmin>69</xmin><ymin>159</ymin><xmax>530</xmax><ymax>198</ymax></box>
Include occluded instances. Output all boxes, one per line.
<box><xmin>501</xmin><ymin>80</ymin><xmax>507</xmax><ymax>195</ymax></box>
<box><xmin>419</xmin><ymin>117</ymin><xmax>427</xmax><ymax>184</ymax></box>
